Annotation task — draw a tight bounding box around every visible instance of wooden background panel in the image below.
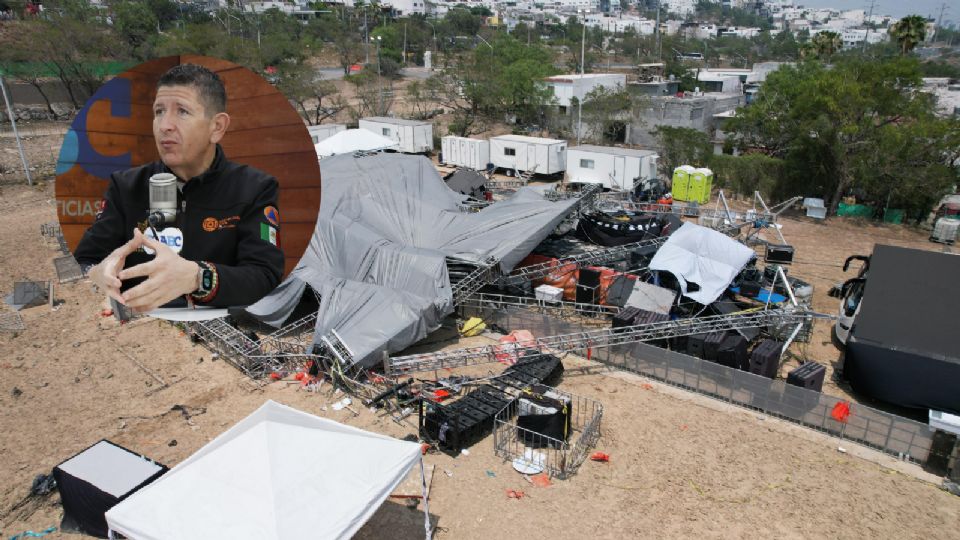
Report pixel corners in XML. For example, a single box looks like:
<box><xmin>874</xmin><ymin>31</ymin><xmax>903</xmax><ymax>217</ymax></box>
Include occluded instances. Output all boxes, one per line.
<box><xmin>55</xmin><ymin>55</ymin><xmax>321</xmax><ymax>278</ymax></box>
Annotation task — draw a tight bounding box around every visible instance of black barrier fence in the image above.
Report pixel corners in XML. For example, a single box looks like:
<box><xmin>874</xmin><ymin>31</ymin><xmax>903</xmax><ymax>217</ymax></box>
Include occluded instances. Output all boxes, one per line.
<box><xmin>466</xmin><ymin>306</ymin><xmax>938</xmax><ymax>466</ymax></box>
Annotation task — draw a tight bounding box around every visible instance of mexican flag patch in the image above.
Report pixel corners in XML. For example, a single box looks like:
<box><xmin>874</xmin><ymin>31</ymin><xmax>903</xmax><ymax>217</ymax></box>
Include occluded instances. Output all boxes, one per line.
<box><xmin>260</xmin><ymin>223</ymin><xmax>278</xmax><ymax>246</ymax></box>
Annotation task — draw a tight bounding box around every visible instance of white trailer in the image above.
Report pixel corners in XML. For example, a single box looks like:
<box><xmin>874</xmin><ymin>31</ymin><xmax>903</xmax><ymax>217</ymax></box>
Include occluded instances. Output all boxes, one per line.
<box><xmin>306</xmin><ymin>123</ymin><xmax>346</xmax><ymax>145</ymax></box>
<box><xmin>358</xmin><ymin>117</ymin><xmax>434</xmax><ymax>153</ymax></box>
<box><xmin>489</xmin><ymin>135</ymin><xmax>567</xmax><ymax>176</ymax></box>
<box><xmin>566</xmin><ymin>145</ymin><xmax>659</xmax><ymax>191</ymax></box>
<box><xmin>440</xmin><ymin>136</ymin><xmax>490</xmax><ymax>170</ymax></box>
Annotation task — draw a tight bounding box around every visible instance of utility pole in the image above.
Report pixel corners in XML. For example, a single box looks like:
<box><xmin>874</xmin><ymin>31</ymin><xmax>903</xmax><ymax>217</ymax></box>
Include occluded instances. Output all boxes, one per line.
<box><xmin>578</xmin><ymin>9</ymin><xmax>587</xmax><ymax>146</ymax></box>
<box><xmin>0</xmin><ymin>76</ymin><xmax>32</xmax><ymax>186</ymax></box>
<box><xmin>934</xmin><ymin>3</ymin><xmax>948</xmax><ymax>43</ymax></box>
<box><xmin>862</xmin><ymin>0</ymin><xmax>875</xmax><ymax>53</ymax></box>
<box><xmin>376</xmin><ymin>36</ymin><xmax>383</xmax><ymax>114</ymax></box>
<box><xmin>403</xmin><ymin>23</ymin><xmax>407</xmax><ymax>66</ymax></box>
<box><xmin>655</xmin><ymin>0</ymin><xmax>662</xmax><ymax>62</ymax></box>
<box><xmin>365</xmin><ymin>9</ymin><xmax>370</xmax><ymax>64</ymax></box>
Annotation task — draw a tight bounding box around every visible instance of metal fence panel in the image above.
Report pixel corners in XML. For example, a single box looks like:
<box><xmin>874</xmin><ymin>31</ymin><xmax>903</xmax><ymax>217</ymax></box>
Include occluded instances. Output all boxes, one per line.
<box><xmin>478</xmin><ymin>308</ymin><xmax>940</xmax><ymax>466</ymax></box>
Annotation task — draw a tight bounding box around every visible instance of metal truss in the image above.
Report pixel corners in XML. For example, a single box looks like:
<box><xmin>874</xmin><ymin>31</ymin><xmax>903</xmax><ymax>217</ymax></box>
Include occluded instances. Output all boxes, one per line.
<box><xmin>498</xmin><ymin>235</ymin><xmax>670</xmax><ymax>286</ymax></box>
<box><xmin>385</xmin><ymin>307</ymin><xmax>827</xmax><ymax>376</ymax></box>
<box><xmin>460</xmin><ymin>292</ymin><xmax>620</xmax><ymax>320</ymax></box>
<box><xmin>450</xmin><ymin>258</ymin><xmax>500</xmax><ymax>306</ymax></box>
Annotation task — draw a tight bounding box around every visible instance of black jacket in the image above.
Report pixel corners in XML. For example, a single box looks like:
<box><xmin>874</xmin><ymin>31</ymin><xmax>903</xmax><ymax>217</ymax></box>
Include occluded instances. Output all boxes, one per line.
<box><xmin>74</xmin><ymin>145</ymin><xmax>284</xmax><ymax>307</ymax></box>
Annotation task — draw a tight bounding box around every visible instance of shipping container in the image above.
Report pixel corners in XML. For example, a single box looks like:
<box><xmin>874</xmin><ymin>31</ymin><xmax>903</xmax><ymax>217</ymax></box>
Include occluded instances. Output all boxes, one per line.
<box><xmin>565</xmin><ymin>145</ymin><xmax>659</xmax><ymax>191</ymax></box>
<box><xmin>440</xmin><ymin>136</ymin><xmax>491</xmax><ymax>170</ymax></box>
<box><xmin>358</xmin><ymin>117</ymin><xmax>434</xmax><ymax>153</ymax></box>
<box><xmin>489</xmin><ymin>134</ymin><xmax>567</xmax><ymax>176</ymax></box>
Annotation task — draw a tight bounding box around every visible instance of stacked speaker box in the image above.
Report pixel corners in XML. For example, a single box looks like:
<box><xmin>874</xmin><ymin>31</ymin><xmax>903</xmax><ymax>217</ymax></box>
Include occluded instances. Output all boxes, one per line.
<box><xmin>578</xmin><ymin>268</ymin><xmax>601</xmax><ymax>287</ymax></box>
<box><xmin>687</xmin><ymin>333</ymin><xmax>708</xmax><ymax>358</ymax></box>
<box><xmin>749</xmin><ymin>339</ymin><xmax>783</xmax><ymax>379</ymax></box>
<box><xmin>786</xmin><ymin>361</ymin><xmax>826</xmax><ymax>392</ymax></box>
<box><xmin>576</xmin><ymin>268</ymin><xmax>602</xmax><ymax>304</ymax></box>
<box><xmin>53</xmin><ymin>440</ymin><xmax>168</xmax><ymax>538</ymax></box>
<box><xmin>703</xmin><ymin>331</ymin><xmax>728</xmax><ymax>361</ymax></box>
<box><xmin>717</xmin><ymin>335</ymin><xmax>749</xmax><ymax>370</ymax></box>
<box><xmin>633</xmin><ymin>309</ymin><xmax>670</xmax><ymax>347</ymax></box>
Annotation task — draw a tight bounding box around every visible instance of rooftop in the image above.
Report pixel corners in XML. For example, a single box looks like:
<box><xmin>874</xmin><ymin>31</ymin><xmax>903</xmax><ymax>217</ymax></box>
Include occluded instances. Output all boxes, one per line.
<box><xmin>361</xmin><ymin>117</ymin><xmax>432</xmax><ymax>126</ymax></box>
<box><xmin>569</xmin><ymin>145</ymin><xmax>657</xmax><ymax>158</ymax></box>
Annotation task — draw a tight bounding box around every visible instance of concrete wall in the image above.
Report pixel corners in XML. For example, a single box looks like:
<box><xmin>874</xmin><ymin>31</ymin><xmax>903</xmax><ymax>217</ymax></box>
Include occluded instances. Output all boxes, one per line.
<box><xmin>627</xmin><ymin>94</ymin><xmax>743</xmax><ymax>147</ymax></box>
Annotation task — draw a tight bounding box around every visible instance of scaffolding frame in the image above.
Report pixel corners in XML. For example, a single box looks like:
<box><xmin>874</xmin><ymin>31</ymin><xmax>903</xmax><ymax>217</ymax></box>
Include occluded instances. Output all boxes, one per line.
<box><xmin>386</xmin><ymin>307</ymin><xmax>826</xmax><ymax>376</ymax></box>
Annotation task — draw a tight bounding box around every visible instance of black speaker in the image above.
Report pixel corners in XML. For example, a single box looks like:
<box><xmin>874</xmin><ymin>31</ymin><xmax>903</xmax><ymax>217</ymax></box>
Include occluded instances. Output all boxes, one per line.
<box><xmin>578</xmin><ymin>268</ymin><xmax>602</xmax><ymax>287</ymax></box>
<box><xmin>576</xmin><ymin>283</ymin><xmax>599</xmax><ymax>304</ymax></box>
<box><xmin>765</xmin><ymin>244</ymin><xmax>795</xmax><ymax>265</ymax></box>
<box><xmin>687</xmin><ymin>333</ymin><xmax>708</xmax><ymax>358</ymax></box>
<box><xmin>717</xmin><ymin>335</ymin><xmax>749</xmax><ymax>370</ymax></box>
<box><xmin>787</xmin><ymin>361</ymin><xmax>826</xmax><ymax>392</ymax></box>
<box><xmin>740</xmin><ymin>281</ymin><xmax>761</xmax><ymax>297</ymax></box>
<box><xmin>749</xmin><ymin>339</ymin><xmax>783</xmax><ymax>379</ymax></box>
<box><xmin>613</xmin><ymin>307</ymin><xmax>641</xmax><ymax>331</ymax></box>
<box><xmin>703</xmin><ymin>331</ymin><xmax>728</xmax><ymax>362</ymax></box>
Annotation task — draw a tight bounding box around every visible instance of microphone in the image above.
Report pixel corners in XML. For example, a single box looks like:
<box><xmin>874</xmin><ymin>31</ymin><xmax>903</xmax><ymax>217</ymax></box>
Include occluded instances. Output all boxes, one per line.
<box><xmin>147</xmin><ymin>172</ymin><xmax>177</xmax><ymax>229</ymax></box>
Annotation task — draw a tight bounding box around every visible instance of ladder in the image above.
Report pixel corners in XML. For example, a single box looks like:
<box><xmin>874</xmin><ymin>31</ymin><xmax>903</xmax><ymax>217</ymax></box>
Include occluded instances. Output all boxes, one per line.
<box><xmin>385</xmin><ymin>307</ymin><xmax>826</xmax><ymax>376</ymax></box>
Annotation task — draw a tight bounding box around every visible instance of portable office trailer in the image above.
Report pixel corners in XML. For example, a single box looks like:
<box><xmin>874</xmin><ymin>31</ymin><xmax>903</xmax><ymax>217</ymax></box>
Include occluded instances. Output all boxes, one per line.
<box><xmin>358</xmin><ymin>117</ymin><xmax>434</xmax><ymax>153</ymax></box>
<box><xmin>566</xmin><ymin>145</ymin><xmax>659</xmax><ymax>191</ymax></box>
<box><xmin>489</xmin><ymin>135</ymin><xmax>567</xmax><ymax>176</ymax></box>
<box><xmin>306</xmin><ymin>123</ymin><xmax>346</xmax><ymax>145</ymax></box>
<box><xmin>440</xmin><ymin>136</ymin><xmax>490</xmax><ymax>170</ymax></box>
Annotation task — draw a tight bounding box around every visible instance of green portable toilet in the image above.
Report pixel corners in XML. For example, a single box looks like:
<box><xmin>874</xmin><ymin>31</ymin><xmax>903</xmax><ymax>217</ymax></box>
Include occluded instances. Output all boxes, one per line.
<box><xmin>672</xmin><ymin>165</ymin><xmax>694</xmax><ymax>201</ymax></box>
<box><xmin>688</xmin><ymin>167</ymin><xmax>713</xmax><ymax>204</ymax></box>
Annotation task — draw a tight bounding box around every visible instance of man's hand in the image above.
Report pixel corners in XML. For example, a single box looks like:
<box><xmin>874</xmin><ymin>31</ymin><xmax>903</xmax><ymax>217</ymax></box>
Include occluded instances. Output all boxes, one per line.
<box><xmin>118</xmin><ymin>231</ymin><xmax>200</xmax><ymax>313</ymax></box>
<box><xmin>88</xmin><ymin>230</ymin><xmax>144</xmax><ymax>304</ymax></box>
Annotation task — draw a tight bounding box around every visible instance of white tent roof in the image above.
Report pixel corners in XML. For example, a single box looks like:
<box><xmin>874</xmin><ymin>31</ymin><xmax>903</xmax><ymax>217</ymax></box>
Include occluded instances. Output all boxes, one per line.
<box><xmin>105</xmin><ymin>400</ymin><xmax>423</xmax><ymax>540</ymax></box>
<box><xmin>649</xmin><ymin>222</ymin><xmax>754</xmax><ymax>305</ymax></box>
<box><xmin>314</xmin><ymin>128</ymin><xmax>398</xmax><ymax>158</ymax></box>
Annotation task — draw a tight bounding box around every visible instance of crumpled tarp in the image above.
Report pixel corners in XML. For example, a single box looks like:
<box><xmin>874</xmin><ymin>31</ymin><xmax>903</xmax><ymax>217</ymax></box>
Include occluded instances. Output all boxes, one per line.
<box><xmin>649</xmin><ymin>223</ymin><xmax>754</xmax><ymax>305</ymax></box>
<box><xmin>247</xmin><ymin>153</ymin><xmax>578</xmax><ymax>368</ymax></box>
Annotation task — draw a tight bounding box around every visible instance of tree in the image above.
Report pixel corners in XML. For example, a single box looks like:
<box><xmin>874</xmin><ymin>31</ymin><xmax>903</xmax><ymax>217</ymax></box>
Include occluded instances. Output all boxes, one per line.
<box><xmin>890</xmin><ymin>15</ymin><xmax>928</xmax><ymax>56</ymax></box>
<box><xmin>654</xmin><ymin>126</ymin><xmax>712</xmax><ymax>178</ymax></box>
<box><xmin>727</xmin><ymin>57</ymin><xmax>959</xmax><ymax>215</ymax></box>
<box><xmin>580</xmin><ymin>86</ymin><xmax>639</xmax><ymax>144</ymax></box>
<box><xmin>110</xmin><ymin>1</ymin><xmax>159</xmax><ymax>57</ymax></box>
<box><xmin>801</xmin><ymin>31</ymin><xmax>842</xmax><ymax>59</ymax></box>
<box><xmin>275</xmin><ymin>62</ymin><xmax>346</xmax><ymax>125</ymax></box>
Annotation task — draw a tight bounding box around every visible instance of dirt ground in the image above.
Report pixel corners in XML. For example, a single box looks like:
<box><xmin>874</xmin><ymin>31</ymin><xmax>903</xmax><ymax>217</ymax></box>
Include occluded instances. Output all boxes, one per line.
<box><xmin>1</xmin><ymin>128</ymin><xmax>959</xmax><ymax>539</ymax></box>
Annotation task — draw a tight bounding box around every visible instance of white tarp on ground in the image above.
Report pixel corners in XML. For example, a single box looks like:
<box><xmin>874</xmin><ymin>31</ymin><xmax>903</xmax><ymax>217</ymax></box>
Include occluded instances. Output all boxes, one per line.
<box><xmin>649</xmin><ymin>222</ymin><xmax>754</xmax><ymax>305</ymax></box>
<box><xmin>314</xmin><ymin>128</ymin><xmax>398</xmax><ymax>158</ymax></box>
<box><xmin>105</xmin><ymin>400</ymin><xmax>426</xmax><ymax>540</ymax></box>
<box><xmin>247</xmin><ymin>153</ymin><xmax>579</xmax><ymax>368</ymax></box>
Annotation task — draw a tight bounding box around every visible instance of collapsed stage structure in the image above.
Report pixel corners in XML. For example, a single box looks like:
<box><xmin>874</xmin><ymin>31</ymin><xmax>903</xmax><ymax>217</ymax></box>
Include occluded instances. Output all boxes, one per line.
<box><xmin>245</xmin><ymin>153</ymin><xmax>583</xmax><ymax>369</ymax></box>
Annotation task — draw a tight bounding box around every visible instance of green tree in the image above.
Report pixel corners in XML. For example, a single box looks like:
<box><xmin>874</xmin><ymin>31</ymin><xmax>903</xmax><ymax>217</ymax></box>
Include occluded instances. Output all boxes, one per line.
<box><xmin>890</xmin><ymin>15</ymin><xmax>928</xmax><ymax>55</ymax></box>
<box><xmin>580</xmin><ymin>86</ymin><xmax>639</xmax><ymax>144</ymax></box>
<box><xmin>654</xmin><ymin>126</ymin><xmax>712</xmax><ymax>178</ymax></box>
<box><xmin>727</xmin><ymin>57</ymin><xmax>958</xmax><ymax>215</ymax></box>
<box><xmin>110</xmin><ymin>1</ymin><xmax>159</xmax><ymax>56</ymax></box>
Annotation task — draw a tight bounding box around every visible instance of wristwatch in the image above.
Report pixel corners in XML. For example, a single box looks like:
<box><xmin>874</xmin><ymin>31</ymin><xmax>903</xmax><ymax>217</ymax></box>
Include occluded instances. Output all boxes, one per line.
<box><xmin>191</xmin><ymin>261</ymin><xmax>217</xmax><ymax>301</ymax></box>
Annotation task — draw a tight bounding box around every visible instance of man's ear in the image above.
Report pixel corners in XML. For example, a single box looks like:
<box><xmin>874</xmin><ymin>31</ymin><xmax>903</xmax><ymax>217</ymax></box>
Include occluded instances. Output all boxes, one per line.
<box><xmin>209</xmin><ymin>112</ymin><xmax>231</xmax><ymax>144</ymax></box>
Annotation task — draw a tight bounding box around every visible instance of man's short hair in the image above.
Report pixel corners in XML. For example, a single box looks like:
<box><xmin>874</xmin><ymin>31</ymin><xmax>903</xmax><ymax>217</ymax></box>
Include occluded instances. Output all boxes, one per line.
<box><xmin>157</xmin><ymin>64</ymin><xmax>227</xmax><ymax>116</ymax></box>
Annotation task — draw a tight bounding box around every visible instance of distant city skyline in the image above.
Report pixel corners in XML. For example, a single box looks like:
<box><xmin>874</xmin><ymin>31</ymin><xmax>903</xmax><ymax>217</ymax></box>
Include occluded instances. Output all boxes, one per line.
<box><xmin>791</xmin><ymin>0</ymin><xmax>951</xmax><ymax>22</ymax></box>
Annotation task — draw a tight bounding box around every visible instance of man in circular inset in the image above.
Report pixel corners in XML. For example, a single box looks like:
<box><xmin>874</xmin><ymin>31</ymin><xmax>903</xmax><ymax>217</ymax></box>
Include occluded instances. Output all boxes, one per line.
<box><xmin>74</xmin><ymin>64</ymin><xmax>284</xmax><ymax>313</ymax></box>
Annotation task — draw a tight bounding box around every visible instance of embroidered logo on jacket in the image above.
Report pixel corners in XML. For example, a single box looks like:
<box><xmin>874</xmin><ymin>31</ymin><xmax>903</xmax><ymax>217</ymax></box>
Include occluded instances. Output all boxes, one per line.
<box><xmin>264</xmin><ymin>206</ymin><xmax>280</xmax><ymax>227</ymax></box>
<box><xmin>202</xmin><ymin>216</ymin><xmax>241</xmax><ymax>232</ymax></box>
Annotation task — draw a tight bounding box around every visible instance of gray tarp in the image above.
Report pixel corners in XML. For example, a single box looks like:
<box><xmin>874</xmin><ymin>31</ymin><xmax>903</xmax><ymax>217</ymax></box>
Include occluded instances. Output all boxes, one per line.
<box><xmin>247</xmin><ymin>153</ymin><xmax>578</xmax><ymax>368</ymax></box>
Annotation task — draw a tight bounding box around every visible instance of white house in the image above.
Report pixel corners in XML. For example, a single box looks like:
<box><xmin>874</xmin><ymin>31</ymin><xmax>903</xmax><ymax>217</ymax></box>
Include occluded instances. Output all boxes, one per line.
<box><xmin>545</xmin><ymin>73</ymin><xmax>627</xmax><ymax>113</ymax></box>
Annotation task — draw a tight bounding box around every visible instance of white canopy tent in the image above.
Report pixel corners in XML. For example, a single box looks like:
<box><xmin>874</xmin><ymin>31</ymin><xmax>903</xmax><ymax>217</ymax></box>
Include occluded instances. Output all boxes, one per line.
<box><xmin>649</xmin><ymin>222</ymin><xmax>754</xmax><ymax>305</ymax></box>
<box><xmin>105</xmin><ymin>400</ymin><xmax>429</xmax><ymax>540</ymax></box>
<box><xmin>314</xmin><ymin>128</ymin><xmax>399</xmax><ymax>158</ymax></box>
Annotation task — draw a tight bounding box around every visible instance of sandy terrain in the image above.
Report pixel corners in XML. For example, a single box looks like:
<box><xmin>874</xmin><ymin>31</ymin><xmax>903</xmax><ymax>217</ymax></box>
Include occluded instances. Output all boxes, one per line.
<box><xmin>1</xmin><ymin>127</ymin><xmax>959</xmax><ymax>539</ymax></box>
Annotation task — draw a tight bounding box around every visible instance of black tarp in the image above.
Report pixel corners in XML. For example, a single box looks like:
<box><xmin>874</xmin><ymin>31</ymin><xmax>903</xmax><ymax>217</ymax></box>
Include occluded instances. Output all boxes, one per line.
<box><xmin>845</xmin><ymin>245</ymin><xmax>960</xmax><ymax>414</ymax></box>
<box><xmin>576</xmin><ymin>212</ymin><xmax>662</xmax><ymax>246</ymax></box>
